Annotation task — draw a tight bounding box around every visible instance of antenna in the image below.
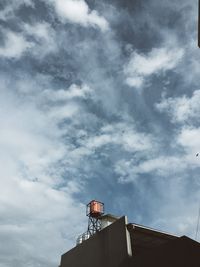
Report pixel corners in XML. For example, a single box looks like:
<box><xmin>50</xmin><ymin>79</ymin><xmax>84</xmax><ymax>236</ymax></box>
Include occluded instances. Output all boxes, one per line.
<box><xmin>195</xmin><ymin>204</ymin><xmax>200</xmax><ymax>240</ymax></box>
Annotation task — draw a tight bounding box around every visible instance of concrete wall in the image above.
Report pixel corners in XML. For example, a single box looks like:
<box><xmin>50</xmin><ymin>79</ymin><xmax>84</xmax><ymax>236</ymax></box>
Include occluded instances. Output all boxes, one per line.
<box><xmin>60</xmin><ymin>216</ymin><xmax>131</xmax><ymax>267</ymax></box>
<box><xmin>127</xmin><ymin>236</ymin><xmax>200</xmax><ymax>267</ymax></box>
<box><xmin>127</xmin><ymin>224</ymin><xmax>176</xmax><ymax>255</ymax></box>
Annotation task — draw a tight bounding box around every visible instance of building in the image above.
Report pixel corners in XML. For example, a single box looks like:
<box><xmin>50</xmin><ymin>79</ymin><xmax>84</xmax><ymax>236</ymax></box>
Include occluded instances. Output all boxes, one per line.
<box><xmin>59</xmin><ymin>203</ymin><xmax>200</xmax><ymax>267</ymax></box>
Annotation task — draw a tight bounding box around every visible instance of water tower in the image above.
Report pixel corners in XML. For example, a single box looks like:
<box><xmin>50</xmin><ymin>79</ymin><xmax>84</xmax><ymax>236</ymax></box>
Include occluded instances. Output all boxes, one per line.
<box><xmin>76</xmin><ymin>200</ymin><xmax>105</xmax><ymax>245</ymax></box>
<box><xmin>87</xmin><ymin>200</ymin><xmax>104</xmax><ymax>236</ymax></box>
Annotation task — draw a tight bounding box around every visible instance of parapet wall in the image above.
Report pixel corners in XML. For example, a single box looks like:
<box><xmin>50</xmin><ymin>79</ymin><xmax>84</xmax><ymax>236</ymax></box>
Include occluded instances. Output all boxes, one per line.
<box><xmin>60</xmin><ymin>216</ymin><xmax>132</xmax><ymax>267</ymax></box>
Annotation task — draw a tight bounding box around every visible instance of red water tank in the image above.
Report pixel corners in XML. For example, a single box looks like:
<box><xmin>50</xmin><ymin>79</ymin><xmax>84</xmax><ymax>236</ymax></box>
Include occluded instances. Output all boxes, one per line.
<box><xmin>87</xmin><ymin>200</ymin><xmax>104</xmax><ymax>217</ymax></box>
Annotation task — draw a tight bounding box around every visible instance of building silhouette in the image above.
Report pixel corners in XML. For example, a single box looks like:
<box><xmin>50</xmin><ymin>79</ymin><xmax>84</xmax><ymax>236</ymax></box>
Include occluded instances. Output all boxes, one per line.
<box><xmin>59</xmin><ymin>202</ymin><xmax>200</xmax><ymax>267</ymax></box>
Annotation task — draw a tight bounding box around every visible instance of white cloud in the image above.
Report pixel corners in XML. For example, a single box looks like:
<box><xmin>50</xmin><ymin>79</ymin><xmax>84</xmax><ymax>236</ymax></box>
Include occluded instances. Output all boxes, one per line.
<box><xmin>0</xmin><ymin>1</ymin><xmax>199</xmax><ymax>263</ymax></box>
<box><xmin>114</xmin><ymin>125</ymin><xmax>200</xmax><ymax>184</ymax></box>
<box><xmin>49</xmin><ymin>103</ymin><xmax>80</xmax><ymax>120</ymax></box>
<box><xmin>124</xmin><ymin>47</ymin><xmax>184</xmax><ymax>88</ymax></box>
<box><xmin>43</xmin><ymin>84</ymin><xmax>92</xmax><ymax>101</ymax></box>
<box><xmin>0</xmin><ymin>24</ymin><xmax>57</xmax><ymax>60</ymax></box>
<box><xmin>114</xmin><ymin>159</ymin><xmax>138</xmax><ymax>183</ymax></box>
<box><xmin>23</xmin><ymin>22</ymin><xmax>51</xmax><ymax>41</ymax></box>
<box><xmin>154</xmin><ymin>91</ymin><xmax>200</xmax><ymax>173</ymax></box>
<box><xmin>138</xmin><ymin>155</ymin><xmax>194</xmax><ymax>177</ymax></box>
<box><xmin>126</xmin><ymin>76</ymin><xmax>144</xmax><ymax>88</ymax></box>
<box><xmin>0</xmin><ymin>0</ymin><xmax>109</xmax><ymax>32</ymax></box>
<box><xmin>156</xmin><ymin>90</ymin><xmax>200</xmax><ymax>124</ymax></box>
<box><xmin>50</xmin><ymin>0</ymin><xmax>109</xmax><ymax>31</ymax></box>
<box><xmin>39</xmin><ymin>84</ymin><xmax>93</xmax><ymax>122</ymax></box>
<box><xmin>114</xmin><ymin>155</ymin><xmax>187</xmax><ymax>183</ymax></box>
<box><xmin>0</xmin><ymin>21</ymin><xmax>57</xmax><ymax>60</ymax></box>
<box><xmin>0</xmin><ymin>30</ymin><xmax>32</xmax><ymax>59</ymax></box>
<box><xmin>0</xmin><ymin>77</ymin><xmax>88</xmax><ymax>267</ymax></box>
<box><xmin>177</xmin><ymin>127</ymin><xmax>200</xmax><ymax>157</ymax></box>
<box><xmin>76</xmin><ymin>122</ymin><xmax>153</xmax><ymax>157</ymax></box>
<box><xmin>22</xmin><ymin>22</ymin><xmax>58</xmax><ymax>56</ymax></box>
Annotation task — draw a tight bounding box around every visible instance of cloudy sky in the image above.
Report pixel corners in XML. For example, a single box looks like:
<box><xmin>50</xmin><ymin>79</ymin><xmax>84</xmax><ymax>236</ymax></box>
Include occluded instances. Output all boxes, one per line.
<box><xmin>0</xmin><ymin>0</ymin><xmax>200</xmax><ymax>266</ymax></box>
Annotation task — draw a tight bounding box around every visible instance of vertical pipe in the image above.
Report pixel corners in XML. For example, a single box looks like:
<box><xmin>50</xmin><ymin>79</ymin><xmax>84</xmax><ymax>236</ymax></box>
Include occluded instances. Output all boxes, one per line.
<box><xmin>195</xmin><ymin>204</ymin><xmax>200</xmax><ymax>240</ymax></box>
<box><xmin>198</xmin><ymin>0</ymin><xmax>200</xmax><ymax>47</ymax></box>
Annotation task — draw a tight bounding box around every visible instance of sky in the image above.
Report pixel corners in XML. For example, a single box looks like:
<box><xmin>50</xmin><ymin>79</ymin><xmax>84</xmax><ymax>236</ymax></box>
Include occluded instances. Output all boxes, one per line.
<box><xmin>0</xmin><ymin>0</ymin><xmax>200</xmax><ymax>266</ymax></box>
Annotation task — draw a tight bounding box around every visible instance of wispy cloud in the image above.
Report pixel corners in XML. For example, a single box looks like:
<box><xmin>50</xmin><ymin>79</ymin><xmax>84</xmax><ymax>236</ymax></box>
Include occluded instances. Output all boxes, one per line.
<box><xmin>0</xmin><ymin>75</ymin><xmax>88</xmax><ymax>266</ymax></box>
<box><xmin>114</xmin><ymin>155</ymin><xmax>188</xmax><ymax>183</ymax></box>
<box><xmin>22</xmin><ymin>22</ymin><xmax>58</xmax><ymax>56</ymax></box>
<box><xmin>0</xmin><ymin>0</ymin><xmax>200</xmax><ymax>266</ymax></box>
<box><xmin>49</xmin><ymin>0</ymin><xmax>109</xmax><ymax>31</ymax></box>
<box><xmin>0</xmin><ymin>21</ymin><xmax>58</xmax><ymax>60</ymax></box>
<box><xmin>0</xmin><ymin>30</ymin><xmax>32</xmax><ymax>59</ymax></box>
<box><xmin>177</xmin><ymin>127</ymin><xmax>200</xmax><ymax>156</ymax></box>
<box><xmin>124</xmin><ymin>46</ymin><xmax>184</xmax><ymax>88</ymax></box>
<box><xmin>43</xmin><ymin>84</ymin><xmax>92</xmax><ymax>101</ymax></box>
<box><xmin>156</xmin><ymin>90</ymin><xmax>200</xmax><ymax>124</ymax></box>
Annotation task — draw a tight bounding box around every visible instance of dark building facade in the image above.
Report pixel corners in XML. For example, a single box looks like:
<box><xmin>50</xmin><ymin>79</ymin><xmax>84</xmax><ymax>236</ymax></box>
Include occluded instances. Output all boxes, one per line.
<box><xmin>60</xmin><ymin>216</ymin><xmax>200</xmax><ymax>267</ymax></box>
